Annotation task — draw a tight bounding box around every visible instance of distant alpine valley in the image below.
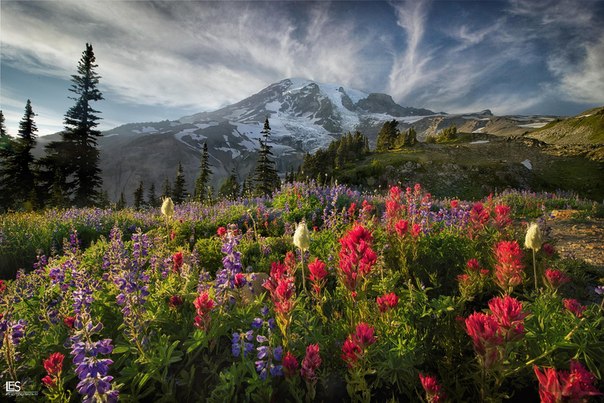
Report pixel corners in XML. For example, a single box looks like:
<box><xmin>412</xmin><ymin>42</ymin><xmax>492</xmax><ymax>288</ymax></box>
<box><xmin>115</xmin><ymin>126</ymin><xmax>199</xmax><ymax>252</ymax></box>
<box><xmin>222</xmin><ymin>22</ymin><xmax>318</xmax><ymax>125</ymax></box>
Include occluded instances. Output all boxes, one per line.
<box><xmin>32</xmin><ymin>79</ymin><xmax>604</xmax><ymax>202</ymax></box>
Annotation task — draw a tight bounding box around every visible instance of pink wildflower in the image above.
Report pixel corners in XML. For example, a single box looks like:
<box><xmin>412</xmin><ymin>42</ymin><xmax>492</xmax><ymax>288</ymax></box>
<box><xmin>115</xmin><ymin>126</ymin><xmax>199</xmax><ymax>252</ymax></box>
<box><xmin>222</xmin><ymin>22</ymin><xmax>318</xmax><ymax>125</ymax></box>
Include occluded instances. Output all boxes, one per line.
<box><xmin>563</xmin><ymin>299</ymin><xmax>586</xmax><ymax>318</ymax></box>
<box><xmin>301</xmin><ymin>344</ymin><xmax>321</xmax><ymax>383</ymax></box>
<box><xmin>283</xmin><ymin>352</ymin><xmax>299</xmax><ymax>378</ymax></box>
<box><xmin>419</xmin><ymin>373</ymin><xmax>446</xmax><ymax>403</ymax></box>
<box><xmin>544</xmin><ymin>269</ymin><xmax>570</xmax><ymax>289</ymax></box>
<box><xmin>376</xmin><ymin>292</ymin><xmax>399</xmax><ymax>313</ymax></box>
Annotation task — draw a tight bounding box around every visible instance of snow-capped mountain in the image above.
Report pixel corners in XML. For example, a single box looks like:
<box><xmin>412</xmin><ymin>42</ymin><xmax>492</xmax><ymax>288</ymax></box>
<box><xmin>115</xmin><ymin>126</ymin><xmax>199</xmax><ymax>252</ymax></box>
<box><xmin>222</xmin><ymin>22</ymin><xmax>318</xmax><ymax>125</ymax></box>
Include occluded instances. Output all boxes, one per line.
<box><xmin>95</xmin><ymin>78</ymin><xmax>436</xmax><ymax>200</ymax></box>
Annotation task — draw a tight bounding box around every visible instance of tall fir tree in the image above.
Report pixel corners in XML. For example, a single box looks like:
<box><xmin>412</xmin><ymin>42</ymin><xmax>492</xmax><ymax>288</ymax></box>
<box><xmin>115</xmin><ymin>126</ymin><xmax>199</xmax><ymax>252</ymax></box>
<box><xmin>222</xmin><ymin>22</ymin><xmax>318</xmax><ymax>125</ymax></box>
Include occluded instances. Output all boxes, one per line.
<box><xmin>376</xmin><ymin>120</ymin><xmax>400</xmax><ymax>151</ymax></box>
<box><xmin>133</xmin><ymin>180</ymin><xmax>145</xmax><ymax>210</ymax></box>
<box><xmin>252</xmin><ymin>118</ymin><xmax>280</xmax><ymax>196</ymax></box>
<box><xmin>0</xmin><ymin>110</ymin><xmax>7</xmax><ymax>137</ymax></box>
<box><xmin>0</xmin><ymin>100</ymin><xmax>38</xmax><ymax>209</ymax></box>
<box><xmin>172</xmin><ymin>162</ymin><xmax>186</xmax><ymax>203</ymax></box>
<box><xmin>147</xmin><ymin>183</ymin><xmax>159</xmax><ymax>207</ymax></box>
<box><xmin>116</xmin><ymin>192</ymin><xmax>126</xmax><ymax>210</ymax></box>
<box><xmin>219</xmin><ymin>168</ymin><xmax>240</xmax><ymax>200</ymax></box>
<box><xmin>194</xmin><ymin>142</ymin><xmax>212</xmax><ymax>202</ymax></box>
<box><xmin>161</xmin><ymin>178</ymin><xmax>172</xmax><ymax>199</ymax></box>
<box><xmin>43</xmin><ymin>43</ymin><xmax>104</xmax><ymax>207</ymax></box>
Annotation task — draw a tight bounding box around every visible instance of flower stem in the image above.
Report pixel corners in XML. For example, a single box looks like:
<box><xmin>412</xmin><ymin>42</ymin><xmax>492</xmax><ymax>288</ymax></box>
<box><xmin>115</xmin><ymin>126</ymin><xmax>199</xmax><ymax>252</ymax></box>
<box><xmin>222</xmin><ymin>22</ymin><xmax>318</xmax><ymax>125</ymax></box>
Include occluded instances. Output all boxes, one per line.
<box><xmin>300</xmin><ymin>250</ymin><xmax>307</xmax><ymax>294</ymax></box>
<box><xmin>533</xmin><ymin>249</ymin><xmax>538</xmax><ymax>290</ymax></box>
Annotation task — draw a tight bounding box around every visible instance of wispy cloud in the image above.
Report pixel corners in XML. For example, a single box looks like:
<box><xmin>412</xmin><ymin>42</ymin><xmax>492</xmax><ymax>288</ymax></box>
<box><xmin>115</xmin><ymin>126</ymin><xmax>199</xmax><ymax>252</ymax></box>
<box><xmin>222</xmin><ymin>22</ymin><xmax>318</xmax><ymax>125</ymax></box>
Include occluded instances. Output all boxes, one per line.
<box><xmin>385</xmin><ymin>0</ymin><xmax>604</xmax><ymax>114</ymax></box>
<box><xmin>1</xmin><ymin>1</ymin><xmax>375</xmax><ymax>112</ymax></box>
<box><xmin>387</xmin><ymin>0</ymin><xmax>433</xmax><ymax>100</ymax></box>
<box><xmin>1</xmin><ymin>0</ymin><xmax>602</xmax><ymax>133</ymax></box>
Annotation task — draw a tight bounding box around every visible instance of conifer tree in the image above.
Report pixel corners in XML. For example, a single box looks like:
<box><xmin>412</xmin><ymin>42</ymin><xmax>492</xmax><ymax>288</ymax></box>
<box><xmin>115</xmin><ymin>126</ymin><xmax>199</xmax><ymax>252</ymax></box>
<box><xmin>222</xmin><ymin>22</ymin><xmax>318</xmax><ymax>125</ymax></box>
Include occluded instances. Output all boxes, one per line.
<box><xmin>376</xmin><ymin>120</ymin><xmax>399</xmax><ymax>151</ymax></box>
<box><xmin>194</xmin><ymin>142</ymin><xmax>212</xmax><ymax>202</ymax></box>
<box><xmin>172</xmin><ymin>162</ymin><xmax>186</xmax><ymax>204</ymax></box>
<box><xmin>219</xmin><ymin>169</ymin><xmax>240</xmax><ymax>200</ymax></box>
<box><xmin>253</xmin><ymin>118</ymin><xmax>280</xmax><ymax>196</ymax></box>
<box><xmin>43</xmin><ymin>43</ymin><xmax>104</xmax><ymax>207</ymax></box>
<box><xmin>98</xmin><ymin>190</ymin><xmax>110</xmax><ymax>208</ymax></box>
<box><xmin>0</xmin><ymin>111</ymin><xmax>7</xmax><ymax>137</ymax></box>
<box><xmin>241</xmin><ymin>176</ymin><xmax>253</xmax><ymax>198</ymax></box>
<box><xmin>116</xmin><ymin>192</ymin><xmax>126</xmax><ymax>210</ymax></box>
<box><xmin>161</xmin><ymin>178</ymin><xmax>172</xmax><ymax>199</ymax></box>
<box><xmin>0</xmin><ymin>100</ymin><xmax>38</xmax><ymax>209</ymax></box>
<box><xmin>133</xmin><ymin>180</ymin><xmax>145</xmax><ymax>209</ymax></box>
<box><xmin>147</xmin><ymin>183</ymin><xmax>158</xmax><ymax>207</ymax></box>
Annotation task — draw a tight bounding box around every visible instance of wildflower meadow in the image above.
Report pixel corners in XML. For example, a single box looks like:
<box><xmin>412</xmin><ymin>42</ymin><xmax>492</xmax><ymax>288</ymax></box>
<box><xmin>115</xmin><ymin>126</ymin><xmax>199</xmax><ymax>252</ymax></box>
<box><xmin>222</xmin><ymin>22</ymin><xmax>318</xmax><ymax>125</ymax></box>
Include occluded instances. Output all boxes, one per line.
<box><xmin>0</xmin><ymin>182</ymin><xmax>602</xmax><ymax>402</ymax></box>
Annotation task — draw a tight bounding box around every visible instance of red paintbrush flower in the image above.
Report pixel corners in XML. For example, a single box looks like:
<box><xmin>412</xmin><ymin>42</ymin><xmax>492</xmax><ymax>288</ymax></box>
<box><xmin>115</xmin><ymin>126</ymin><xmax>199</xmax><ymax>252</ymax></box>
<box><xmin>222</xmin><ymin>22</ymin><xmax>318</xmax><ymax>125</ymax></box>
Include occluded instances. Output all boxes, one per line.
<box><xmin>563</xmin><ymin>299</ymin><xmax>586</xmax><ymax>318</ymax></box>
<box><xmin>493</xmin><ymin>240</ymin><xmax>524</xmax><ymax>292</ymax></box>
<box><xmin>301</xmin><ymin>344</ymin><xmax>321</xmax><ymax>383</ymax></box>
<box><xmin>394</xmin><ymin>219</ymin><xmax>408</xmax><ymax>237</ymax></box>
<box><xmin>376</xmin><ymin>292</ymin><xmax>398</xmax><ymax>313</ymax></box>
<box><xmin>341</xmin><ymin>337</ymin><xmax>362</xmax><ymax>367</ymax></box>
<box><xmin>419</xmin><ymin>373</ymin><xmax>446</xmax><ymax>403</ymax></box>
<box><xmin>283</xmin><ymin>351</ymin><xmax>299</xmax><ymax>378</ymax></box>
<box><xmin>488</xmin><ymin>295</ymin><xmax>527</xmax><ymax>342</ymax></box>
<box><xmin>544</xmin><ymin>269</ymin><xmax>570</xmax><ymax>289</ymax></box>
<box><xmin>172</xmin><ymin>251</ymin><xmax>183</xmax><ymax>273</ymax></box>
<box><xmin>193</xmin><ymin>292</ymin><xmax>215</xmax><ymax>330</ymax></box>
<box><xmin>43</xmin><ymin>352</ymin><xmax>64</xmax><ymax>376</ymax></box>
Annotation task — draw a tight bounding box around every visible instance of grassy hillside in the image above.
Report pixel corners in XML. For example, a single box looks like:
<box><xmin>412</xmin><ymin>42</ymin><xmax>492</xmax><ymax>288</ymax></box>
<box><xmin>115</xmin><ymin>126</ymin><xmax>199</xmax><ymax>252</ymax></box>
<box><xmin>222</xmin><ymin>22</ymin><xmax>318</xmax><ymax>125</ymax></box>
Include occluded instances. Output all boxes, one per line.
<box><xmin>529</xmin><ymin>106</ymin><xmax>604</xmax><ymax>145</ymax></box>
<box><xmin>334</xmin><ymin>137</ymin><xmax>604</xmax><ymax>201</ymax></box>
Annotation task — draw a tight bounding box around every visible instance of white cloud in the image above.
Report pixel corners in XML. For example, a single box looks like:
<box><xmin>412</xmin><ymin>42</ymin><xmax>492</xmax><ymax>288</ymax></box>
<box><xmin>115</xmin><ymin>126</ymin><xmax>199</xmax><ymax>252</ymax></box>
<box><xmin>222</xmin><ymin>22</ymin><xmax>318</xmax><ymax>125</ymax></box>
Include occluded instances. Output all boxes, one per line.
<box><xmin>548</xmin><ymin>37</ymin><xmax>604</xmax><ymax>104</ymax></box>
<box><xmin>1</xmin><ymin>1</ymin><xmax>375</xmax><ymax>112</ymax></box>
<box><xmin>387</xmin><ymin>0</ymin><xmax>433</xmax><ymax>100</ymax></box>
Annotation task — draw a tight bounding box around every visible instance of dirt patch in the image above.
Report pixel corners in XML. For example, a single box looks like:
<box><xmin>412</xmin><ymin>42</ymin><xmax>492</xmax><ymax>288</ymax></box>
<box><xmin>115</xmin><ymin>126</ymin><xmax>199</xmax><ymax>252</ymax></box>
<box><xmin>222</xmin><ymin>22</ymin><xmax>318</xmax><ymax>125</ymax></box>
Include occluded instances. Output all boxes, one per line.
<box><xmin>547</xmin><ymin>211</ymin><xmax>604</xmax><ymax>268</ymax></box>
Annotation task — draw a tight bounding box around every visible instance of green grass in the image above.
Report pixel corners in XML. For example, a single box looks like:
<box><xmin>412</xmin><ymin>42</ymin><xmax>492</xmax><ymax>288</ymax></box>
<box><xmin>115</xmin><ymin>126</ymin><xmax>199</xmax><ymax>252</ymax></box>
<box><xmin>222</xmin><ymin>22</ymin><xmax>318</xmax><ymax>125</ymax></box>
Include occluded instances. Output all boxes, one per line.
<box><xmin>334</xmin><ymin>141</ymin><xmax>604</xmax><ymax>201</ymax></box>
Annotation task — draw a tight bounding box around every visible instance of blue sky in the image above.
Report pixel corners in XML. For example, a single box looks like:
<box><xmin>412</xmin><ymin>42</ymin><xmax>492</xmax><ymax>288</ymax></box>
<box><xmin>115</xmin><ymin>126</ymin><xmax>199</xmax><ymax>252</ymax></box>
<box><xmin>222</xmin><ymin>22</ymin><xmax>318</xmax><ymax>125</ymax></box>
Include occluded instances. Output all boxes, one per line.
<box><xmin>1</xmin><ymin>0</ymin><xmax>603</xmax><ymax>136</ymax></box>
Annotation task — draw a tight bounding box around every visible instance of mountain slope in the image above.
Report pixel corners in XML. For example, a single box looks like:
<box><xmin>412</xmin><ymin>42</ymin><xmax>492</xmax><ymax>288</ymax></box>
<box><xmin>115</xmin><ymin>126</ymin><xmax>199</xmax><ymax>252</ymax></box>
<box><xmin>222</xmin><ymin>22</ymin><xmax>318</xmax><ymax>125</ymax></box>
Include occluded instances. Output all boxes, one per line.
<box><xmin>527</xmin><ymin>107</ymin><xmax>604</xmax><ymax>145</ymax></box>
<box><xmin>96</xmin><ymin>78</ymin><xmax>437</xmax><ymax>201</ymax></box>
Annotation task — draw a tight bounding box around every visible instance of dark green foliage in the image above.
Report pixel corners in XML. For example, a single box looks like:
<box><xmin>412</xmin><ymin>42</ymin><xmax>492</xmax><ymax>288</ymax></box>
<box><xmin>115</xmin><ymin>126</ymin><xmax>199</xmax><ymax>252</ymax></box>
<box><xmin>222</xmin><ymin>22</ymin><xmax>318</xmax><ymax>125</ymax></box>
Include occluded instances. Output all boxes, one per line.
<box><xmin>173</xmin><ymin>162</ymin><xmax>187</xmax><ymax>204</ymax></box>
<box><xmin>195</xmin><ymin>142</ymin><xmax>212</xmax><ymax>203</ymax></box>
<box><xmin>116</xmin><ymin>192</ymin><xmax>126</xmax><ymax>210</ymax></box>
<box><xmin>42</xmin><ymin>43</ymin><xmax>104</xmax><ymax>207</ymax></box>
<box><xmin>219</xmin><ymin>169</ymin><xmax>240</xmax><ymax>200</ymax></box>
<box><xmin>397</xmin><ymin>127</ymin><xmax>417</xmax><ymax>147</ymax></box>
<box><xmin>436</xmin><ymin>125</ymin><xmax>457</xmax><ymax>142</ymax></box>
<box><xmin>147</xmin><ymin>183</ymin><xmax>159</xmax><ymax>207</ymax></box>
<box><xmin>376</xmin><ymin>119</ymin><xmax>399</xmax><ymax>151</ymax></box>
<box><xmin>241</xmin><ymin>176</ymin><xmax>253</xmax><ymax>198</ymax></box>
<box><xmin>161</xmin><ymin>178</ymin><xmax>172</xmax><ymax>199</ymax></box>
<box><xmin>301</xmin><ymin>131</ymin><xmax>369</xmax><ymax>181</ymax></box>
<box><xmin>0</xmin><ymin>110</ymin><xmax>6</xmax><ymax>137</ymax></box>
<box><xmin>0</xmin><ymin>100</ymin><xmax>38</xmax><ymax>210</ymax></box>
<box><xmin>134</xmin><ymin>180</ymin><xmax>145</xmax><ymax>210</ymax></box>
<box><xmin>253</xmin><ymin>119</ymin><xmax>280</xmax><ymax>196</ymax></box>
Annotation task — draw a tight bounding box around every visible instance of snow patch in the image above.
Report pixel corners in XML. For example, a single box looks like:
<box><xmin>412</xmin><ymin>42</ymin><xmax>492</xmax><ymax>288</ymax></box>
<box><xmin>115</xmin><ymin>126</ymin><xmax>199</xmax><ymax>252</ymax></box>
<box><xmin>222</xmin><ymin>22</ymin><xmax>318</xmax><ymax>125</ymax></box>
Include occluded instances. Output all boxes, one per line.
<box><xmin>472</xmin><ymin>127</ymin><xmax>485</xmax><ymax>133</ymax></box>
<box><xmin>133</xmin><ymin>126</ymin><xmax>158</xmax><ymax>134</ymax></box>
<box><xmin>265</xmin><ymin>101</ymin><xmax>281</xmax><ymax>112</ymax></box>
<box><xmin>216</xmin><ymin>147</ymin><xmax>241</xmax><ymax>159</ymax></box>
<box><xmin>518</xmin><ymin>122</ymin><xmax>548</xmax><ymax>129</ymax></box>
<box><xmin>470</xmin><ymin>140</ymin><xmax>489</xmax><ymax>144</ymax></box>
<box><xmin>521</xmin><ymin>159</ymin><xmax>532</xmax><ymax>170</ymax></box>
<box><xmin>400</xmin><ymin>116</ymin><xmax>427</xmax><ymax>124</ymax></box>
<box><xmin>195</xmin><ymin>122</ymin><xmax>219</xmax><ymax>129</ymax></box>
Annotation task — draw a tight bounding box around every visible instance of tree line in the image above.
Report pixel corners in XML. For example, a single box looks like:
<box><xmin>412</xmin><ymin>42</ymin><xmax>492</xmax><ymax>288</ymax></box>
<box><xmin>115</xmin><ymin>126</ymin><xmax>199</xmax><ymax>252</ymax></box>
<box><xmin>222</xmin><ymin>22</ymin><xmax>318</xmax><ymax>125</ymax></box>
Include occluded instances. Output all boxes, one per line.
<box><xmin>0</xmin><ymin>44</ymin><xmax>285</xmax><ymax>212</ymax></box>
<box><xmin>1</xmin><ymin>44</ymin><xmax>104</xmax><ymax>211</ymax></box>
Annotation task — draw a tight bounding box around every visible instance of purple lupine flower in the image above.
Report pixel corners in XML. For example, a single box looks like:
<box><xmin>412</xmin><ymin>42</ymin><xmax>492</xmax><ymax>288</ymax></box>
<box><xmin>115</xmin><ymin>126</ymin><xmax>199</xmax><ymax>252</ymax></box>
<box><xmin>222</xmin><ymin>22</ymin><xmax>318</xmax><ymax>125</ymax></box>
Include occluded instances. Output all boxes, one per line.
<box><xmin>0</xmin><ymin>319</ymin><xmax>27</xmax><ymax>348</ymax></box>
<box><xmin>111</xmin><ymin>229</ymin><xmax>150</xmax><ymax>348</ymax></box>
<box><xmin>232</xmin><ymin>330</ymin><xmax>255</xmax><ymax>358</ymax></box>
<box><xmin>251</xmin><ymin>318</ymin><xmax>263</xmax><ymax>329</ymax></box>
<box><xmin>69</xmin><ymin>247</ymin><xmax>119</xmax><ymax>401</ymax></box>
<box><xmin>214</xmin><ymin>225</ymin><xmax>244</xmax><ymax>304</ymax></box>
